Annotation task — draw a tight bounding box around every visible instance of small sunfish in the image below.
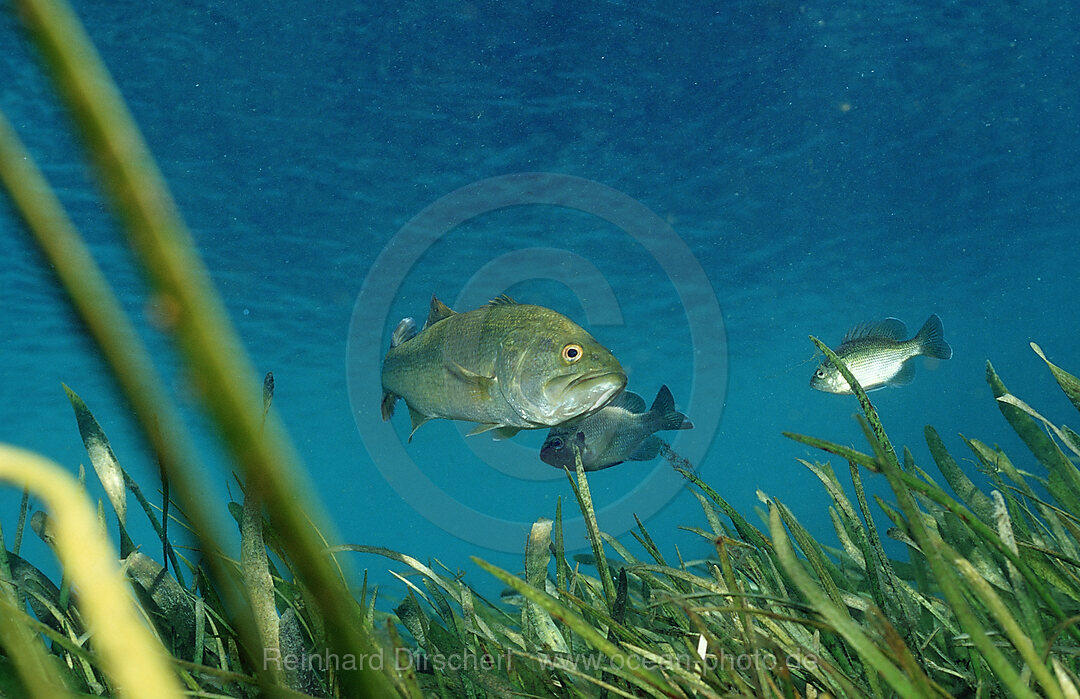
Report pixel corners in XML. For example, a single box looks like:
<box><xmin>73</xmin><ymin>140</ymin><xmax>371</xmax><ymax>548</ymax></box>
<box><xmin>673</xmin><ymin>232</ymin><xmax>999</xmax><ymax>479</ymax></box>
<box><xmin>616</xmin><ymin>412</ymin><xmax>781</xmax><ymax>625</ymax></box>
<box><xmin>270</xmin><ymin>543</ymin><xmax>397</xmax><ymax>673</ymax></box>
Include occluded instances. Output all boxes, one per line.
<box><xmin>381</xmin><ymin>295</ymin><xmax>627</xmax><ymax>440</ymax></box>
<box><xmin>539</xmin><ymin>385</ymin><xmax>693</xmax><ymax>471</ymax></box>
<box><xmin>811</xmin><ymin>314</ymin><xmax>953</xmax><ymax>394</ymax></box>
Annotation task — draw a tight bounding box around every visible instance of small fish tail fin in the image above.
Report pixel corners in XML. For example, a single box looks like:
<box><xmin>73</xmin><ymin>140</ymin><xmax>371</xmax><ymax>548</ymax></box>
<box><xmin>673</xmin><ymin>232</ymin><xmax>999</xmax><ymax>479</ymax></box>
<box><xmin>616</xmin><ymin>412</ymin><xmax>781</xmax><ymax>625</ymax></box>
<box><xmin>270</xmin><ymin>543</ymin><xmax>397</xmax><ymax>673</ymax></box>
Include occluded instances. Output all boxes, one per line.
<box><xmin>650</xmin><ymin>385</ymin><xmax>694</xmax><ymax>431</ymax></box>
<box><xmin>916</xmin><ymin>313</ymin><xmax>953</xmax><ymax>360</ymax></box>
<box><xmin>390</xmin><ymin>317</ymin><xmax>419</xmax><ymax>348</ymax></box>
<box><xmin>380</xmin><ymin>391</ymin><xmax>398</xmax><ymax>420</ymax></box>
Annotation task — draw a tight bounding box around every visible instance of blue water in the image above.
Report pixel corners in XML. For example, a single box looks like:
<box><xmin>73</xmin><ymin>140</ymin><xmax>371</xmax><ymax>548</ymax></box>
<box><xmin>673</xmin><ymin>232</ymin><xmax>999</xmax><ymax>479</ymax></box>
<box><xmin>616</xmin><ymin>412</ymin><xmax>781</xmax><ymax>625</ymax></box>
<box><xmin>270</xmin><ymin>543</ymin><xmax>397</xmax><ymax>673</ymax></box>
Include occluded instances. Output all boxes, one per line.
<box><xmin>2</xmin><ymin>2</ymin><xmax>1078</xmax><ymax>604</ymax></box>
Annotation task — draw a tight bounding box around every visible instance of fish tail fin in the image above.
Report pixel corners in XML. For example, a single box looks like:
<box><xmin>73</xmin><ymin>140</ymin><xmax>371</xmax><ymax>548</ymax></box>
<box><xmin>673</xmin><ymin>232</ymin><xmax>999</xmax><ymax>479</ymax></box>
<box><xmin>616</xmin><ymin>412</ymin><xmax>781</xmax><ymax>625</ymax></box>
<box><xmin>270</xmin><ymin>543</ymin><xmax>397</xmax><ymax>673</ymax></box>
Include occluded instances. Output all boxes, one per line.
<box><xmin>916</xmin><ymin>314</ymin><xmax>953</xmax><ymax>360</ymax></box>
<box><xmin>390</xmin><ymin>317</ymin><xmax>419</xmax><ymax>348</ymax></box>
<box><xmin>380</xmin><ymin>391</ymin><xmax>398</xmax><ymax>420</ymax></box>
<box><xmin>650</xmin><ymin>385</ymin><xmax>694</xmax><ymax>431</ymax></box>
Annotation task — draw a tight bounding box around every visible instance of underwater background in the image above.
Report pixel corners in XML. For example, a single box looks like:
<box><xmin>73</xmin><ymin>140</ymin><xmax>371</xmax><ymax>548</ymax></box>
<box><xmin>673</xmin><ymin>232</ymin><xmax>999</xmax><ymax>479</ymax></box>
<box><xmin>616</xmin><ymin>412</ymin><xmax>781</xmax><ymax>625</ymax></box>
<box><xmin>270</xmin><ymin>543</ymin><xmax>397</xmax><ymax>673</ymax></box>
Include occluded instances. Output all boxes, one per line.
<box><xmin>1</xmin><ymin>1</ymin><xmax>1078</xmax><ymax>602</ymax></box>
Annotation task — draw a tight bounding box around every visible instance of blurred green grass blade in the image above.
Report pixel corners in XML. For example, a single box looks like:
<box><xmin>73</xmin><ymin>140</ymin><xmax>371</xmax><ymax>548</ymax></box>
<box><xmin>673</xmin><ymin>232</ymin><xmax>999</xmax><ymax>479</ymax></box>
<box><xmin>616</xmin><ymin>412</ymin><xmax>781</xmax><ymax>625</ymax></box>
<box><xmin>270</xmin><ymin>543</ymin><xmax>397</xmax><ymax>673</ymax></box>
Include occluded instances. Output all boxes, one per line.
<box><xmin>0</xmin><ymin>108</ymin><xmax>233</xmax><ymax>602</ymax></box>
<box><xmin>0</xmin><ymin>444</ymin><xmax>184</xmax><ymax>698</ymax></box>
<box><xmin>9</xmin><ymin>0</ymin><xmax>393</xmax><ymax>693</ymax></box>
<box><xmin>1031</xmin><ymin>343</ymin><xmax>1080</xmax><ymax>414</ymax></box>
<box><xmin>0</xmin><ymin>594</ymin><xmax>78</xmax><ymax>699</ymax></box>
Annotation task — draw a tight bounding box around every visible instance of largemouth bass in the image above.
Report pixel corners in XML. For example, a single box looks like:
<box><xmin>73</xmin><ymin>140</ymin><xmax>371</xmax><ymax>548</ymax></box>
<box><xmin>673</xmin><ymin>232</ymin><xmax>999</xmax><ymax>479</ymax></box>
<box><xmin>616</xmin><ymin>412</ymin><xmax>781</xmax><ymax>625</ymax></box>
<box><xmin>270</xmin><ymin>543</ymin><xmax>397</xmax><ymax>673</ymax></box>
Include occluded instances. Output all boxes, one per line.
<box><xmin>381</xmin><ymin>295</ymin><xmax>627</xmax><ymax>439</ymax></box>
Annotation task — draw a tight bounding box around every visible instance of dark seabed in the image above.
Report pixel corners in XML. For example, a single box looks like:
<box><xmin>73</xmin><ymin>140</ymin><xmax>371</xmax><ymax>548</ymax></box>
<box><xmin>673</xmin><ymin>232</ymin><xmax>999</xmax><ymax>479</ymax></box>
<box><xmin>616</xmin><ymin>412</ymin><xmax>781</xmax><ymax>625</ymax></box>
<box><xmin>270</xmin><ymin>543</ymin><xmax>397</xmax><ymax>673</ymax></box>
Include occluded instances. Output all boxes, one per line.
<box><xmin>2</xmin><ymin>1</ymin><xmax>1078</xmax><ymax>600</ymax></box>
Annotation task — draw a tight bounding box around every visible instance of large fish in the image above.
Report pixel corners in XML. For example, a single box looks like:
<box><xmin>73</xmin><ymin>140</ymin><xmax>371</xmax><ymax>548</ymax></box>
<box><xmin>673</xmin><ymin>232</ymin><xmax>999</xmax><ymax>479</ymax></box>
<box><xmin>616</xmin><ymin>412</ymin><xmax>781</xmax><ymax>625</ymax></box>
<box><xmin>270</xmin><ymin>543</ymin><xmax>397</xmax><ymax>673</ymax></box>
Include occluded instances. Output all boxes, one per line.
<box><xmin>381</xmin><ymin>295</ymin><xmax>627</xmax><ymax>439</ymax></box>
<box><xmin>539</xmin><ymin>385</ymin><xmax>693</xmax><ymax>471</ymax></box>
<box><xmin>811</xmin><ymin>314</ymin><xmax>953</xmax><ymax>394</ymax></box>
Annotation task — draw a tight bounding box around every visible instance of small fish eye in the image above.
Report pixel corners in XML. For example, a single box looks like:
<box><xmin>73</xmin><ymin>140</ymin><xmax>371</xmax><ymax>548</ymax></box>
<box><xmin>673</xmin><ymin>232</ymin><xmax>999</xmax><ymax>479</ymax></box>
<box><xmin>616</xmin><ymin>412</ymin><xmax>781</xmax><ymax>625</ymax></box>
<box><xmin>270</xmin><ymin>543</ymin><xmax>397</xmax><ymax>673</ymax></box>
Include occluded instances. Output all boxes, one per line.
<box><xmin>815</xmin><ymin>369</ymin><xmax>825</xmax><ymax>378</ymax></box>
<box><xmin>561</xmin><ymin>343</ymin><xmax>583</xmax><ymax>363</ymax></box>
<box><xmin>550</xmin><ymin>438</ymin><xmax>563</xmax><ymax>449</ymax></box>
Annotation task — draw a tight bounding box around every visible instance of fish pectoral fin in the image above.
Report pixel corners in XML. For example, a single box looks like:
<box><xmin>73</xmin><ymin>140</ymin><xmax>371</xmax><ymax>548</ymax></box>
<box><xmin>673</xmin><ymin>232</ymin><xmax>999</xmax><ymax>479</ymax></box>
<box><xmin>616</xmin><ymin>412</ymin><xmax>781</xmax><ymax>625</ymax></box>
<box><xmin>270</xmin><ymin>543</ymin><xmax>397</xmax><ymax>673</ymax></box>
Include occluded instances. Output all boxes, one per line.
<box><xmin>491</xmin><ymin>426</ymin><xmax>521</xmax><ymax>440</ymax></box>
<box><xmin>445</xmin><ymin>360</ymin><xmax>497</xmax><ymax>398</ymax></box>
<box><xmin>406</xmin><ymin>405</ymin><xmax>431</xmax><ymax>441</ymax></box>
<box><xmin>466</xmin><ymin>422</ymin><xmax>503</xmax><ymax>437</ymax></box>
<box><xmin>629</xmin><ymin>436</ymin><xmax>663</xmax><ymax>461</ymax></box>
<box><xmin>888</xmin><ymin>361</ymin><xmax>918</xmax><ymax>386</ymax></box>
<box><xmin>465</xmin><ymin>422</ymin><xmax>520</xmax><ymax>440</ymax></box>
<box><xmin>445</xmin><ymin>360</ymin><xmax>493</xmax><ymax>381</ymax></box>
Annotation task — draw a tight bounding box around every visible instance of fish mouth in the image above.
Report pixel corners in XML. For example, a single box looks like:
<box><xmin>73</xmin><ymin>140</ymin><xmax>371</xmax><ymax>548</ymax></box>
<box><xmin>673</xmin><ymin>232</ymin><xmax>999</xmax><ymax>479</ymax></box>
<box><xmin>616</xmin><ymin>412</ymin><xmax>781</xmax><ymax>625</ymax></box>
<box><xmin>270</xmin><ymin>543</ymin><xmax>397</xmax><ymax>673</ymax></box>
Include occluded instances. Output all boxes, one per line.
<box><xmin>566</xmin><ymin>370</ymin><xmax>623</xmax><ymax>392</ymax></box>
<box><xmin>549</xmin><ymin>370</ymin><xmax>627</xmax><ymax>421</ymax></box>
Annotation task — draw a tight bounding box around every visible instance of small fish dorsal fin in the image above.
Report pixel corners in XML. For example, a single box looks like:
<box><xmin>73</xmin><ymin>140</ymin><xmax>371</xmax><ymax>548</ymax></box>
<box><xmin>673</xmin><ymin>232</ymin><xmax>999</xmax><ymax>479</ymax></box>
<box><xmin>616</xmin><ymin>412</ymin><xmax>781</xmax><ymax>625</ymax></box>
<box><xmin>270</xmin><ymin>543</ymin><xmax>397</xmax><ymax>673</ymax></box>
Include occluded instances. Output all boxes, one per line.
<box><xmin>486</xmin><ymin>294</ymin><xmax>517</xmax><ymax>306</ymax></box>
<box><xmin>842</xmin><ymin>317</ymin><xmax>908</xmax><ymax>343</ymax></box>
<box><xmin>608</xmin><ymin>390</ymin><xmax>647</xmax><ymax>413</ymax></box>
<box><xmin>426</xmin><ymin>295</ymin><xmax>456</xmax><ymax>327</ymax></box>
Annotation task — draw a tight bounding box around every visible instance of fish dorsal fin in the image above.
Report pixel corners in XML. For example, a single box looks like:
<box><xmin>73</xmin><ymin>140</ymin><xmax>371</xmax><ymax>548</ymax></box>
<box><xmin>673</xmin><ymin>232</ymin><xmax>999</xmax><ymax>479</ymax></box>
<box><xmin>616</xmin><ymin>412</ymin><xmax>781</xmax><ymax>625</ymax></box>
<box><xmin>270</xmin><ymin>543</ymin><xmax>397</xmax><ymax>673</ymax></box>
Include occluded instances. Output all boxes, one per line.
<box><xmin>842</xmin><ymin>318</ymin><xmax>907</xmax><ymax>343</ymax></box>
<box><xmin>426</xmin><ymin>295</ymin><xmax>456</xmax><ymax>328</ymax></box>
<box><xmin>608</xmin><ymin>390</ymin><xmax>646</xmax><ymax>413</ymax></box>
<box><xmin>486</xmin><ymin>294</ymin><xmax>517</xmax><ymax>306</ymax></box>
<box><xmin>390</xmin><ymin>317</ymin><xmax>418</xmax><ymax>348</ymax></box>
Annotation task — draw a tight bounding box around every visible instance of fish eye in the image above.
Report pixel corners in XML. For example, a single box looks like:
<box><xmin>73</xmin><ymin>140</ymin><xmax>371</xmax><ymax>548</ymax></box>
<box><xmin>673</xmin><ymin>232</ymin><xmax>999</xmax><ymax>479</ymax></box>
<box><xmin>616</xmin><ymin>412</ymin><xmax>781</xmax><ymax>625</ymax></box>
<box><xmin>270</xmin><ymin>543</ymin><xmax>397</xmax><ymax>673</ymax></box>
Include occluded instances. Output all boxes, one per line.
<box><xmin>561</xmin><ymin>343</ymin><xmax>583</xmax><ymax>363</ymax></box>
<box><xmin>550</xmin><ymin>438</ymin><xmax>563</xmax><ymax>449</ymax></box>
<box><xmin>815</xmin><ymin>369</ymin><xmax>826</xmax><ymax>378</ymax></box>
